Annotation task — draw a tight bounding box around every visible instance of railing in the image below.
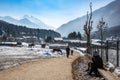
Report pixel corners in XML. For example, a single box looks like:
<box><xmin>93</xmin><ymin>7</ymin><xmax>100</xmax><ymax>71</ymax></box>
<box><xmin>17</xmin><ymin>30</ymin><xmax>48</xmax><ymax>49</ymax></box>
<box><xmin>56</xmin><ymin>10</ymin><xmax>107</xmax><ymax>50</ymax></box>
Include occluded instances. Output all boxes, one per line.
<box><xmin>91</xmin><ymin>40</ymin><xmax>120</xmax><ymax>66</ymax></box>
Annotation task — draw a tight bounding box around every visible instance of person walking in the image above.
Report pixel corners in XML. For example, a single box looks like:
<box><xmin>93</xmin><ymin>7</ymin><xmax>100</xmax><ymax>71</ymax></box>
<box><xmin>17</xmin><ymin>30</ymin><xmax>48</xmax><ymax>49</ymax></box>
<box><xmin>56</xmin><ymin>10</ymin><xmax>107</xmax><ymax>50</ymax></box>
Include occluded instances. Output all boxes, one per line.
<box><xmin>66</xmin><ymin>46</ymin><xmax>70</xmax><ymax>58</ymax></box>
<box><xmin>71</xmin><ymin>50</ymin><xmax>73</xmax><ymax>55</ymax></box>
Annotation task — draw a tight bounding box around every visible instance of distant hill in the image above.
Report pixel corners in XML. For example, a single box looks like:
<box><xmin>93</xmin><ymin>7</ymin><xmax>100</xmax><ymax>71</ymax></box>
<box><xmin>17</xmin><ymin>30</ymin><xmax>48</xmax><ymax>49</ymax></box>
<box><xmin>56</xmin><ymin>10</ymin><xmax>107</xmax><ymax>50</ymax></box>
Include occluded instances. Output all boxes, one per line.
<box><xmin>105</xmin><ymin>25</ymin><xmax>120</xmax><ymax>38</ymax></box>
<box><xmin>91</xmin><ymin>25</ymin><xmax>120</xmax><ymax>39</ymax></box>
<box><xmin>0</xmin><ymin>15</ymin><xmax>55</xmax><ymax>30</ymax></box>
<box><xmin>56</xmin><ymin>0</ymin><xmax>120</xmax><ymax>37</ymax></box>
<box><xmin>0</xmin><ymin>20</ymin><xmax>61</xmax><ymax>39</ymax></box>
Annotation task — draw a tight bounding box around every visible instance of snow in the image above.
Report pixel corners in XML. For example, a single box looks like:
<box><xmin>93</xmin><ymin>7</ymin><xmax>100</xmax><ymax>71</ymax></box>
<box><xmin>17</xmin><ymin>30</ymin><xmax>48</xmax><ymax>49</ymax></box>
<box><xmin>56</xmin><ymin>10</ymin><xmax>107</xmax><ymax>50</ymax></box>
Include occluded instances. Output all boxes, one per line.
<box><xmin>105</xmin><ymin>62</ymin><xmax>115</xmax><ymax>71</ymax></box>
<box><xmin>0</xmin><ymin>42</ymin><xmax>17</xmax><ymax>44</ymax></box>
<box><xmin>105</xmin><ymin>62</ymin><xmax>120</xmax><ymax>77</ymax></box>
<box><xmin>114</xmin><ymin>67</ymin><xmax>120</xmax><ymax>76</ymax></box>
<box><xmin>79</xmin><ymin>40</ymin><xmax>87</xmax><ymax>43</ymax></box>
<box><xmin>0</xmin><ymin>45</ymin><xmax>66</xmax><ymax>70</ymax></box>
<box><xmin>49</xmin><ymin>43</ymin><xmax>68</xmax><ymax>47</ymax></box>
<box><xmin>54</xmin><ymin>37</ymin><xmax>63</xmax><ymax>41</ymax></box>
<box><xmin>0</xmin><ymin>45</ymin><xmax>65</xmax><ymax>58</ymax></box>
<box><xmin>92</xmin><ymin>42</ymin><xmax>101</xmax><ymax>46</ymax></box>
<box><xmin>63</xmin><ymin>39</ymin><xmax>81</xmax><ymax>43</ymax></box>
<box><xmin>68</xmin><ymin>40</ymin><xmax>80</xmax><ymax>43</ymax></box>
<box><xmin>73</xmin><ymin>47</ymin><xmax>85</xmax><ymax>56</ymax></box>
<box><xmin>74</xmin><ymin>47</ymin><xmax>87</xmax><ymax>53</ymax></box>
<box><xmin>91</xmin><ymin>39</ymin><xmax>101</xmax><ymax>42</ymax></box>
<box><xmin>76</xmin><ymin>47</ymin><xmax>87</xmax><ymax>52</ymax></box>
<box><xmin>22</xmin><ymin>42</ymin><xmax>29</xmax><ymax>46</ymax></box>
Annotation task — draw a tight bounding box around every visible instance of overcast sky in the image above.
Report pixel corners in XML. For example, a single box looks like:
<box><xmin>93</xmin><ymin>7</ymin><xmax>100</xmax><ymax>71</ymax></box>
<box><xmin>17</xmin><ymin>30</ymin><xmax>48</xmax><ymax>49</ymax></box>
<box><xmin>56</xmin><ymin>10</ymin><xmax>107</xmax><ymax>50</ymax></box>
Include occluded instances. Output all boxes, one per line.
<box><xmin>0</xmin><ymin>0</ymin><xmax>114</xmax><ymax>28</ymax></box>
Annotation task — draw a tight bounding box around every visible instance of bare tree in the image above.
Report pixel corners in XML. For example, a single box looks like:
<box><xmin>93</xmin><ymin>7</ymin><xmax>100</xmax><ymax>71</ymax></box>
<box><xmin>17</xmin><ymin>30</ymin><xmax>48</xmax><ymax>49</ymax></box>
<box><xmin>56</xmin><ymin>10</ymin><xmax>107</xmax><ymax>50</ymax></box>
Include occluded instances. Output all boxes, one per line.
<box><xmin>97</xmin><ymin>18</ymin><xmax>107</xmax><ymax>58</ymax></box>
<box><xmin>84</xmin><ymin>2</ymin><xmax>93</xmax><ymax>54</ymax></box>
<box><xmin>1</xmin><ymin>27</ymin><xmax>7</xmax><ymax>42</ymax></box>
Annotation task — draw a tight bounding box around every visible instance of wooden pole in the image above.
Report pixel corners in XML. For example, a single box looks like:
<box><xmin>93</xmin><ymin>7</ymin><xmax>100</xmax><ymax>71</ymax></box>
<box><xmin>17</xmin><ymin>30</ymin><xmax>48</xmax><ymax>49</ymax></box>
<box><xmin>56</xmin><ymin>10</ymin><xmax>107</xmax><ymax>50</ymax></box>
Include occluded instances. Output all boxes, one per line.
<box><xmin>106</xmin><ymin>41</ymin><xmax>108</xmax><ymax>62</ymax></box>
<box><xmin>116</xmin><ymin>40</ymin><xmax>119</xmax><ymax>66</ymax></box>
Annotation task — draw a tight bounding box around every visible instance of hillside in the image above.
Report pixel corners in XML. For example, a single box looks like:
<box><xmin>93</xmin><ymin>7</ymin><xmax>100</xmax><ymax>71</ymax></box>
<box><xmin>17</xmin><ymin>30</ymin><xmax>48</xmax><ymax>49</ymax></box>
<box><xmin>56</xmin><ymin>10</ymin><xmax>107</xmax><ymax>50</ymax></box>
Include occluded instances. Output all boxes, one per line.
<box><xmin>91</xmin><ymin>25</ymin><xmax>120</xmax><ymax>39</ymax></box>
<box><xmin>108</xmin><ymin>25</ymin><xmax>120</xmax><ymax>37</ymax></box>
<box><xmin>0</xmin><ymin>20</ymin><xmax>61</xmax><ymax>39</ymax></box>
<box><xmin>56</xmin><ymin>0</ymin><xmax>120</xmax><ymax>37</ymax></box>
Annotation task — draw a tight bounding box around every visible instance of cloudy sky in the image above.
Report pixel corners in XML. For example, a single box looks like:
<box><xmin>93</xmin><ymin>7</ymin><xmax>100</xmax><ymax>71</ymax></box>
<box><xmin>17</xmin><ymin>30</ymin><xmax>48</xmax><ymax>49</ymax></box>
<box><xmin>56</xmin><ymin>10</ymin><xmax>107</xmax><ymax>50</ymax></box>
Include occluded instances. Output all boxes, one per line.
<box><xmin>0</xmin><ymin>0</ymin><xmax>114</xmax><ymax>28</ymax></box>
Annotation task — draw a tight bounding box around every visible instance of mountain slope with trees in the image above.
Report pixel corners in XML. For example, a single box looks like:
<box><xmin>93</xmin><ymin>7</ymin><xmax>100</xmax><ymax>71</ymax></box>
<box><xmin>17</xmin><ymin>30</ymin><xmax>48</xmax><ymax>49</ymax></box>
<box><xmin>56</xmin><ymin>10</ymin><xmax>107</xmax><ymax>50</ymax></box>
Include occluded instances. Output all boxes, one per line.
<box><xmin>0</xmin><ymin>20</ymin><xmax>61</xmax><ymax>39</ymax></box>
<box><xmin>92</xmin><ymin>25</ymin><xmax>120</xmax><ymax>39</ymax></box>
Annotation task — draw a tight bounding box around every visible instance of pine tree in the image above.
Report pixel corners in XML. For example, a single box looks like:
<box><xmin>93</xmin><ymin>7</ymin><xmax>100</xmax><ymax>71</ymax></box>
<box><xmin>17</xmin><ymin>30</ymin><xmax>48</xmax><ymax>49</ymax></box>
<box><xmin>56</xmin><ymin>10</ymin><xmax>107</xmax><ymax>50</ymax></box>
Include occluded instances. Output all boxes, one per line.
<box><xmin>77</xmin><ymin>32</ymin><xmax>82</xmax><ymax>40</ymax></box>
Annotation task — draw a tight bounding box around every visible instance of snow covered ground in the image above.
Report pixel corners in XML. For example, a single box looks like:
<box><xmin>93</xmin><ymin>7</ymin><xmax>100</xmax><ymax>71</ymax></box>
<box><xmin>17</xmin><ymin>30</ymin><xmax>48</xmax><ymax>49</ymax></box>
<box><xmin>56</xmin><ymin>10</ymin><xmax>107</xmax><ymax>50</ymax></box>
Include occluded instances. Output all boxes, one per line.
<box><xmin>0</xmin><ymin>45</ymin><xmax>66</xmax><ymax>70</ymax></box>
<box><xmin>73</xmin><ymin>47</ymin><xmax>87</xmax><ymax>56</ymax></box>
<box><xmin>0</xmin><ymin>45</ymin><xmax>66</xmax><ymax>58</ymax></box>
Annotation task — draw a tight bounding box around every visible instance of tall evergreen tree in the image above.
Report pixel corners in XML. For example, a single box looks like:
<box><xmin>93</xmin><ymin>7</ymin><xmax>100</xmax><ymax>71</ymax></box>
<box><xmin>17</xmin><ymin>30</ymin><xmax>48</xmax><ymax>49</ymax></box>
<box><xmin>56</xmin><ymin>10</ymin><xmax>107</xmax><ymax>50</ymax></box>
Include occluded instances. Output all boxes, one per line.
<box><xmin>68</xmin><ymin>31</ymin><xmax>82</xmax><ymax>39</ymax></box>
<box><xmin>77</xmin><ymin>32</ymin><xmax>82</xmax><ymax>40</ymax></box>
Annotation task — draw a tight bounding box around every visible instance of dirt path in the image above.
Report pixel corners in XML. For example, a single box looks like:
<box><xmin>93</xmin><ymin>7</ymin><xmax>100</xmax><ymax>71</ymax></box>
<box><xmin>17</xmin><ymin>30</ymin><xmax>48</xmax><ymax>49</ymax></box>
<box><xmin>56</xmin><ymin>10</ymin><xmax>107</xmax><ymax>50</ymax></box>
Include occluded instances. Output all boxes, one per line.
<box><xmin>0</xmin><ymin>52</ymin><xmax>80</xmax><ymax>80</ymax></box>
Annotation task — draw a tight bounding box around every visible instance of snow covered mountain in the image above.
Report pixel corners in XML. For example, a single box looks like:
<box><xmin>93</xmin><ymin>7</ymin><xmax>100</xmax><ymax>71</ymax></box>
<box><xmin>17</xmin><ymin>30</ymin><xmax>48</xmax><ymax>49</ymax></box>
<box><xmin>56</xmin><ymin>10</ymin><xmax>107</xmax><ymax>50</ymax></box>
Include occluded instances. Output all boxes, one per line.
<box><xmin>18</xmin><ymin>18</ymin><xmax>40</xmax><ymax>29</ymax></box>
<box><xmin>23</xmin><ymin>15</ymin><xmax>55</xmax><ymax>29</ymax></box>
<box><xmin>0</xmin><ymin>16</ymin><xmax>18</xmax><ymax>24</ymax></box>
<box><xmin>0</xmin><ymin>15</ymin><xmax>55</xmax><ymax>30</ymax></box>
<box><xmin>56</xmin><ymin>0</ymin><xmax>120</xmax><ymax>37</ymax></box>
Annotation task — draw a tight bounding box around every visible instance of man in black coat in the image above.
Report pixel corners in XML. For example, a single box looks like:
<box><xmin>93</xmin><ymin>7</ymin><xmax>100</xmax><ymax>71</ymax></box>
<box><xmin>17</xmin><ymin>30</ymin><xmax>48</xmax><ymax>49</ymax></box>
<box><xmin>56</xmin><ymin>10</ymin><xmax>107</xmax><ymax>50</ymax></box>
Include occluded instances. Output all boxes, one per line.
<box><xmin>66</xmin><ymin>46</ymin><xmax>70</xmax><ymax>58</ymax></box>
<box><xmin>89</xmin><ymin>51</ymin><xmax>104</xmax><ymax>76</ymax></box>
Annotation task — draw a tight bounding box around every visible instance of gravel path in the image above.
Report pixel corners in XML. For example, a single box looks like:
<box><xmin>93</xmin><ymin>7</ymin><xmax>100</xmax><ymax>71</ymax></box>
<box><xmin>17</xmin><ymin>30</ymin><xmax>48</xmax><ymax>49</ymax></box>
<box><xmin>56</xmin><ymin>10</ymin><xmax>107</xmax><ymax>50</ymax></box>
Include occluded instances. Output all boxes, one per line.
<box><xmin>0</xmin><ymin>52</ymin><xmax>80</xmax><ymax>80</ymax></box>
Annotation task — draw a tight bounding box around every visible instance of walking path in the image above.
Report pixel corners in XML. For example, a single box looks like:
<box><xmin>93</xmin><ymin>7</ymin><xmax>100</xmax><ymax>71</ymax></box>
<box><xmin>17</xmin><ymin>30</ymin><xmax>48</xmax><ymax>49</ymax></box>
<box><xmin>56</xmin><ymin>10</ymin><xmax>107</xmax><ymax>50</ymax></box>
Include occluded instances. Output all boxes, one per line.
<box><xmin>0</xmin><ymin>52</ymin><xmax>80</xmax><ymax>80</ymax></box>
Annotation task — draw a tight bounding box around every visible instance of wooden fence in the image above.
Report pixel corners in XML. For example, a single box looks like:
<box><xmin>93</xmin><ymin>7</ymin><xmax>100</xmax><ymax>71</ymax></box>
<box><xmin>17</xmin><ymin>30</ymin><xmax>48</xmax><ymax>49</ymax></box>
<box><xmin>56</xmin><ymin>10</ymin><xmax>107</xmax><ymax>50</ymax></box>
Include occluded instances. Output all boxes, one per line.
<box><xmin>91</xmin><ymin>40</ymin><xmax>120</xmax><ymax>66</ymax></box>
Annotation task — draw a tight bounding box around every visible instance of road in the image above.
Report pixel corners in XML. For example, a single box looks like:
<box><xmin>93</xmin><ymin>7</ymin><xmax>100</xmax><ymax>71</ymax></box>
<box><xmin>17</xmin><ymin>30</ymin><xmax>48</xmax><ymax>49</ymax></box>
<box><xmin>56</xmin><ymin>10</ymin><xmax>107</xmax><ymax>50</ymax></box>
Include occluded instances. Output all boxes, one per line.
<box><xmin>0</xmin><ymin>52</ymin><xmax>80</xmax><ymax>80</ymax></box>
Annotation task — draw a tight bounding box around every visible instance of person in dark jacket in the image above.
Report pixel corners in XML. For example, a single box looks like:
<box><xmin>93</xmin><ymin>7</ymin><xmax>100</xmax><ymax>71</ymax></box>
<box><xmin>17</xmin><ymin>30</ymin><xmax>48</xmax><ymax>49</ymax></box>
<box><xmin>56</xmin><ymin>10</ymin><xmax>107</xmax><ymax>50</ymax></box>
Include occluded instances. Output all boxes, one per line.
<box><xmin>66</xmin><ymin>46</ymin><xmax>70</xmax><ymax>58</ymax></box>
<box><xmin>88</xmin><ymin>51</ymin><xmax>104</xmax><ymax>76</ymax></box>
<box><xmin>71</xmin><ymin>50</ymin><xmax>73</xmax><ymax>55</ymax></box>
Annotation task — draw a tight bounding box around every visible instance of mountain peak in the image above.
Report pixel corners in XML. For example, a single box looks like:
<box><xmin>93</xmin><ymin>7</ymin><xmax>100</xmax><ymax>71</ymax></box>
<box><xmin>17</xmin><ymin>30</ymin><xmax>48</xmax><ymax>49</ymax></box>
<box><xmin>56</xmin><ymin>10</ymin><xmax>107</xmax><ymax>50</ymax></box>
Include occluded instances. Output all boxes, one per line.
<box><xmin>0</xmin><ymin>16</ymin><xmax>18</xmax><ymax>24</ymax></box>
<box><xmin>3</xmin><ymin>16</ymin><xmax>16</xmax><ymax>20</ymax></box>
<box><xmin>23</xmin><ymin>15</ymin><xmax>29</xmax><ymax>18</ymax></box>
<box><xmin>19</xmin><ymin>18</ymin><xmax>31</xmax><ymax>23</ymax></box>
<box><xmin>0</xmin><ymin>15</ymin><xmax>55</xmax><ymax>30</ymax></box>
<box><xmin>20</xmin><ymin>18</ymin><xmax>29</xmax><ymax>21</ymax></box>
<box><xmin>22</xmin><ymin>15</ymin><xmax>55</xmax><ymax>30</ymax></box>
<box><xmin>23</xmin><ymin>15</ymin><xmax>34</xmax><ymax>19</ymax></box>
<box><xmin>23</xmin><ymin>15</ymin><xmax>42</xmax><ymax>23</ymax></box>
<box><xmin>23</xmin><ymin>15</ymin><xmax>39</xmax><ymax>20</ymax></box>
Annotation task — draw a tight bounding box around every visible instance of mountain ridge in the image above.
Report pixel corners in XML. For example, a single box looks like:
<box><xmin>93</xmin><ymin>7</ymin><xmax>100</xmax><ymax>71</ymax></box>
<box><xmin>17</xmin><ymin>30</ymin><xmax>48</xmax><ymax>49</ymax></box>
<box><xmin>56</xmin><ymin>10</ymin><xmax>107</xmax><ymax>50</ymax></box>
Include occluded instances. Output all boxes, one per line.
<box><xmin>56</xmin><ymin>0</ymin><xmax>120</xmax><ymax>37</ymax></box>
<box><xmin>0</xmin><ymin>15</ymin><xmax>55</xmax><ymax>30</ymax></box>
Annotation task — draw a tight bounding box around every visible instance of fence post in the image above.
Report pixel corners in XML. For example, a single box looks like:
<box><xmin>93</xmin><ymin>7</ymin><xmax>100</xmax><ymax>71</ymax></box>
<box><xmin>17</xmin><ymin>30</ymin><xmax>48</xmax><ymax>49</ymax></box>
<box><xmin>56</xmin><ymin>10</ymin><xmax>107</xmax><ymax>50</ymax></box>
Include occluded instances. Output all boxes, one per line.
<box><xmin>106</xmin><ymin>41</ymin><xmax>108</xmax><ymax>62</ymax></box>
<box><xmin>116</xmin><ymin>40</ymin><xmax>119</xmax><ymax>66</ymax></box>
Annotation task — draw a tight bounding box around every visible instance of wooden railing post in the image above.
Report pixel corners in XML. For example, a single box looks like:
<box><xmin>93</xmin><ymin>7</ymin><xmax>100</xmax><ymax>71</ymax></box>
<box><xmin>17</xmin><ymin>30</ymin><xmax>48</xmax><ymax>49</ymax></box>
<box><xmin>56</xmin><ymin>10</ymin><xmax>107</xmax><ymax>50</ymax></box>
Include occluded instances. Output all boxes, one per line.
<box><xmin>116</xmin><ymin>40</ymin><xmax>119</xmax><ymax>66</ymax></box>
<box><xmin>106</xmin><ymin>41</ymin><xmax>108</xmax><ymax>62</ymax></box>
